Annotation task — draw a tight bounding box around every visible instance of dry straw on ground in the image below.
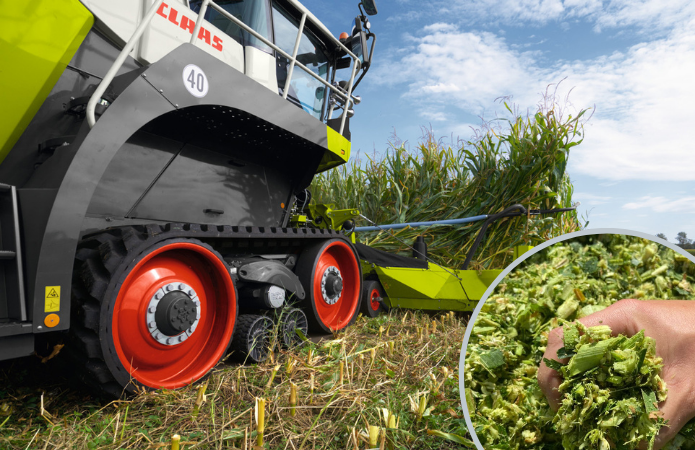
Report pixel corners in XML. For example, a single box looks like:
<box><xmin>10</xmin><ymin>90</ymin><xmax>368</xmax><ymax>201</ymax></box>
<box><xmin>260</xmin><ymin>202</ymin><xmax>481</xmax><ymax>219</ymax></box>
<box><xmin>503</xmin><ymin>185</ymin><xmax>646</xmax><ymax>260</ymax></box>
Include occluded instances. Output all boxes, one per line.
<box><xmin>0</xmin><ymin>310</ymin><xmax>471</xmax><ymax>449</ymax></box>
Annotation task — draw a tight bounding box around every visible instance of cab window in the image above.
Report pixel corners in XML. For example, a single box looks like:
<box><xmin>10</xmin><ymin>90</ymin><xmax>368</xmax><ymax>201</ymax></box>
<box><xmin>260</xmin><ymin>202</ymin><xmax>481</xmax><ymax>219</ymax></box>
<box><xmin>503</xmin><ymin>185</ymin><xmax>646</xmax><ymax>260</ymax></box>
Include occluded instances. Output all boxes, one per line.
<box><xmin>272</xmin><ymin>3</ymin><xmax>329</xmax><ymax>120</ymax></box>
<box><xmin>190</xmin><ymin>0</ymin><xmax>272</xmax><ymax>53</ymax></box>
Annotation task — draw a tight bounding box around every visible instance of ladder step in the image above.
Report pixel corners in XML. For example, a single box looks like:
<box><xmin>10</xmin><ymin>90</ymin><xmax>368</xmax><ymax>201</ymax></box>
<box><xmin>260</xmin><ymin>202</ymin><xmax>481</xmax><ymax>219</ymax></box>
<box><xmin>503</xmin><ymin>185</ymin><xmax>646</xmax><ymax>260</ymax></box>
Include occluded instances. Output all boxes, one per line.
<box><xmin>0</xmin><ymin>251</ymin><xmax>16</xmax><ymax>260</ymax></box>
<box><xmin>0</xmin><ymin>183</ymin><xmax>11</xmax><ymax>192</ymax></box>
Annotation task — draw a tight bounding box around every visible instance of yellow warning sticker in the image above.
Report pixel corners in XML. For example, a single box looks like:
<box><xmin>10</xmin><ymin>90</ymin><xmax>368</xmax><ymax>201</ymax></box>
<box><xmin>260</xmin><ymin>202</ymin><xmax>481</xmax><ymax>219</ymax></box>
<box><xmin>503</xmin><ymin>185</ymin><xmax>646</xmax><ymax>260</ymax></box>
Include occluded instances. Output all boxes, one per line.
<box><xmin>45</xmin><ymin>286</ymin><xmax>60</xmax><ymax>312</ymax></box>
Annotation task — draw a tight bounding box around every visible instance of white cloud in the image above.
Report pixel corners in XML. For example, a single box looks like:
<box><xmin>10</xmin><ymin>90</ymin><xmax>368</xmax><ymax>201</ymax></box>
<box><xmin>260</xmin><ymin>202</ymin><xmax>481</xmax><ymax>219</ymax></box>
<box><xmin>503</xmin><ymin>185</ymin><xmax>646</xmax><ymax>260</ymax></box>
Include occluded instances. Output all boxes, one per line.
<box><xmin>374</xmin><ymin>27</ymin><xmax>536</xmax><ymax>113</ymax></box>
<box><xmin>623</xmin><ymin>196</ymin><xmax>695</xmax><ymax>213</ymax></box>
<box><xmin>386</xmin><ymin>10</ymin><xmax>423</xmax><ymax>23</ymax></box>
<box><xmin>373</xmin><ymin>14</ymin><xmax>695</xmax><ymax>181</ymax></box>
<box><xmin>435</xmin><ymin>0</ymin><xmax>694</xmax><ymax>32</ymax></box>
<box><xmin>420</xmin><ymin>111</ymin><xmax>448</xmax><ymax>121</ymax></box>
<box><xmin>557</xmin><ymin>25</ymin><xmax>695</xmax><ymax>180</ymax></box>
<box><xmin>574</xmin><ymin>192</ymin><xmax>612</xmax><ymax>205</ymax></box>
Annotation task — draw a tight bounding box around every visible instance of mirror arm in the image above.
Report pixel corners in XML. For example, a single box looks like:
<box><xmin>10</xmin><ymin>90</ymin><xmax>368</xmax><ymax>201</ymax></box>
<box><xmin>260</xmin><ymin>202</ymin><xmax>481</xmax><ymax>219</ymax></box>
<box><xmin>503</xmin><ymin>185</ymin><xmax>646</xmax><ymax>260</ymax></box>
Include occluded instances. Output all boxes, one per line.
<box><xmin>366</xmin><ymin>32</ymin><xmax>376</xmax><ymax>68</ymax></box>
<box><xmin>350</xmin><ymin>33</ymin><xmax>374</xmax><ymax>91</ymax></box>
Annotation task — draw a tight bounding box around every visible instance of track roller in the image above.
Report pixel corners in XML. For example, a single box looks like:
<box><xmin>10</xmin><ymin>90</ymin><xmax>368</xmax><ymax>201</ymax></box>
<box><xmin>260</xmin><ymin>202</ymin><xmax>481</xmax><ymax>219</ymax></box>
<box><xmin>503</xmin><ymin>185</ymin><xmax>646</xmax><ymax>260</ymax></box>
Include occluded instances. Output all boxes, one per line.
<box><xmin>232</xmin><ymin>314</ymin><xmax>275</xmax><ymax>363</ymax></box>
<box><xmin>295</xmin><ymin>239</ymin><xmax>361</xmax><ymax>333</ymax></box>
<box><xmin>360</xmin><ymin>279</ymin><xmax>387</xmax><ymax>318</ymax></box>
<box><xmin>277</xmin><ymin>307</ymin><xmax>309</xmax><ymax>348</ymax></box>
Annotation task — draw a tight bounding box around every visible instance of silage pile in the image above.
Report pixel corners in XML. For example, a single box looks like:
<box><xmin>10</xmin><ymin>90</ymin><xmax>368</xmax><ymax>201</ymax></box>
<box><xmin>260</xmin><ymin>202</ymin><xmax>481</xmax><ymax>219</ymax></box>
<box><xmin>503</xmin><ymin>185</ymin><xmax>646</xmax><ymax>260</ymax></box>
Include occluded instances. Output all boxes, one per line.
<box><xmin>464</xmin><ymin>234</ymin><xmax>695</xmax><ymax>450</ymax></box>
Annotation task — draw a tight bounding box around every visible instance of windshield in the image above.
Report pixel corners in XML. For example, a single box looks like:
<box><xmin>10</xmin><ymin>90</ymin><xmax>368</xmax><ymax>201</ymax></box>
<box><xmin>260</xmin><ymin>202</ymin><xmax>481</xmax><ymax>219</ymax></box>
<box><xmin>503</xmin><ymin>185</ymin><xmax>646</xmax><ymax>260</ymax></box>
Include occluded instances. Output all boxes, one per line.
<box><xmin>272</xmin><ymin>3</ymin><xmax>329</xmax><ymax>120</ymax></box>
<box><xmin>190</xmin><ymin>0</ymin><xmax>272</xmax><ymax>53</ymax></box>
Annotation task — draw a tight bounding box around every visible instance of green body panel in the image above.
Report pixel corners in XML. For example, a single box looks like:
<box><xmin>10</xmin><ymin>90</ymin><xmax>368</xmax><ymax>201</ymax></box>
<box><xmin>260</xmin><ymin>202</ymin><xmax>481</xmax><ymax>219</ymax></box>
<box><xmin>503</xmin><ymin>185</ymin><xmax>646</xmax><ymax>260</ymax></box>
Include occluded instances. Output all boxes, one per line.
<box><xmin>514</xmin><ymin>245</ymin><xmax>534</xmax><ymax>260</ymax></box>
<box><xmin>359</xmin><ymin>245</ymin><xmax>535</xmax><ymax>312</ymax></box>
<box><xmin>0</xmin><ymin>0</ymin><xmax>93</xmax><ymax>164</ymax></box>
<box><xmin>369</xmin><ymin>263</ymin><xmax>502</xmax><ymax>312</ymax></box>
<box><xmin>317</xmin><ymin>126</ymin><xmax>351</xmax><ymax>172</ymax></box>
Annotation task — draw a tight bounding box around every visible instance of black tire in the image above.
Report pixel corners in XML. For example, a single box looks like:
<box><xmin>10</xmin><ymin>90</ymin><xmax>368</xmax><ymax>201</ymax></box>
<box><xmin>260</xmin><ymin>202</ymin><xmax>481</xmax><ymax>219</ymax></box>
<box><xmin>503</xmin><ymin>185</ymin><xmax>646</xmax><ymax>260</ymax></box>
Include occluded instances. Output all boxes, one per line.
<box><xmin>67</xmin><ymin>227</ymin><xmax>237</xmax><ymax>397</ymax></box>
<box><xmin>231</xmin><ymin>314</ymin><xmax>275</xmax><ymax>363</ymax></box>
<box><xmin>277</xmin><ymin>307</ymin><xmax>308</xmax><ymax>348</ymax></box>
<box><xmin>295</xmin><ymin>239</ymin><xmax>362</xmax><ymax>333</ymax></box>
<box><xmin>360</xmin><ymin>279</ymin><xmax>387</xmax><ymax>318</ymax></box>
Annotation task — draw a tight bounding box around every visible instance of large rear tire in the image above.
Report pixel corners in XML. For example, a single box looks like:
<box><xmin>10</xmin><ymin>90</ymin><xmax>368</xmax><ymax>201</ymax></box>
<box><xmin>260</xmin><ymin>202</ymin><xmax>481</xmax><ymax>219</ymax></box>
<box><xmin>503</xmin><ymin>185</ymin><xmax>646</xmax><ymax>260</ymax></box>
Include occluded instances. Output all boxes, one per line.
<box><xmin>69</xmin><ymin>229</ymin><xmax>237</xmax><ymax>397</ymax></box>
<box><xmin>295</xmin><ymin>239</ymin><xmax>361</xmax><ymax>333</ymax></box>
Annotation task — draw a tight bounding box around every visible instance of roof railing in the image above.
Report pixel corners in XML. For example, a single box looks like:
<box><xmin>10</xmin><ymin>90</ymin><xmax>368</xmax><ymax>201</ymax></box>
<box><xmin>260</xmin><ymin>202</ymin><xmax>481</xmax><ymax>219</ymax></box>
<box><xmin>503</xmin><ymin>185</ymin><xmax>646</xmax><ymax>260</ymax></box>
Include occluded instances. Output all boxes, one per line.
<box><xmin>88</xmin><ymin>0</ymin><xmax>361</xmax><ymax>135</ymax></box>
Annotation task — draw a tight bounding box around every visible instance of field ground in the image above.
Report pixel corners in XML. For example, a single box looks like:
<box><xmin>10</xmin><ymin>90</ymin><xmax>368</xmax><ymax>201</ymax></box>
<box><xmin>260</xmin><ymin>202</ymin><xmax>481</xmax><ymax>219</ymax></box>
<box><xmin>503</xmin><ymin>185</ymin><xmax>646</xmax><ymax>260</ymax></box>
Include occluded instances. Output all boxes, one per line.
<box><xmin>0</xmin><ymin>310</ymin><xmax>471</xmax><ymax>449</ymax></box>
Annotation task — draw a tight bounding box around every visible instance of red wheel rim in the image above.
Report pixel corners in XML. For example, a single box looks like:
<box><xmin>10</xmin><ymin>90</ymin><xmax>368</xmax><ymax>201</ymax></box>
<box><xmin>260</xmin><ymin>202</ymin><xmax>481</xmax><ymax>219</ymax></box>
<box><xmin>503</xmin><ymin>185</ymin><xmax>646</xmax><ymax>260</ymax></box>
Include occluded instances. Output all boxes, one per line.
<box><xmin>111</xmin><ymin>242</ymin><xmax>236</xmax><ymax>389</ymax></box>
<box><xmin>312</xmin><ymin>241</ymin><xmax>360</xmax><ymax>331</ymax></box>
<box><xmin>369</xmin><ymin>288</ymin><xmax>381</xmax><ymax>312</ymax></box>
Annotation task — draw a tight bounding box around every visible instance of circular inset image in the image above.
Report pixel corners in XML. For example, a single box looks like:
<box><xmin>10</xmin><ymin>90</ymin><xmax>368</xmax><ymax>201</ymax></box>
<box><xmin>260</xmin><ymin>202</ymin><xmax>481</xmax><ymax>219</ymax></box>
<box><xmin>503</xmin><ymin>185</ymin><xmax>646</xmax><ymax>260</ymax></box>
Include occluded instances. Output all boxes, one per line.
<box><xmin>459</xmin><ymin>229</ymin><xmax>695</xmax><ymax>450</ymax></box>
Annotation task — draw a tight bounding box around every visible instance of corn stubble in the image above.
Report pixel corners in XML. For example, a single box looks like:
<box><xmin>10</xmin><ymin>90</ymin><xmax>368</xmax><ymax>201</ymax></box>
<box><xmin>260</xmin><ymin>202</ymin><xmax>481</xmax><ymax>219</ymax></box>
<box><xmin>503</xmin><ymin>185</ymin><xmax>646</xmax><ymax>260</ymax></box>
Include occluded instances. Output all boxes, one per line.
<box><xmin>465</xmin><ymin>235</ymin><xmax>695</xmax><ymax>450</ymax></box>
<box><xmin>0</xmin><ymin>311</ymin><xmax>471</xmax><ymax>449</ymax></box>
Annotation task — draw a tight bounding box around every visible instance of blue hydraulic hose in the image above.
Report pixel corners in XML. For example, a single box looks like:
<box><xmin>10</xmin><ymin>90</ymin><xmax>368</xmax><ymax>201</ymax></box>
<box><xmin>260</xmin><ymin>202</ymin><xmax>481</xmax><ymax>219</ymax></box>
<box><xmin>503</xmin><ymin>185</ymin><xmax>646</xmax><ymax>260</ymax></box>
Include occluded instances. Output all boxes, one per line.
<box><xmin>353</xmin><ymin>214</ymin><xmax>489</xmax><ymax>232</ymax></box>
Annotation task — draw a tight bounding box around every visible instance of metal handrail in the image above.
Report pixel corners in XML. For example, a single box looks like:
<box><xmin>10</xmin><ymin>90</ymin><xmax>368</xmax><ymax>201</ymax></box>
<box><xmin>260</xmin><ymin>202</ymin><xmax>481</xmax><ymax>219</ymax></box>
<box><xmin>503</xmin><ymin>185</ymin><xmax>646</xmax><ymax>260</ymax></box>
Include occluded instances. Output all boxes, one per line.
<box><xmin>88</xmin><ymin>0</ymin><xmax>362</xmax><ymax>135</ymax></box>
<box><xmin>87</xmin><ymin>0</ymin><xmax>163</xmax><ymax>128</ymax></box>
<box><xmin>194</xmin><ymin>0</ymin><xmax>361</xmax><ymax>134</ymax></box>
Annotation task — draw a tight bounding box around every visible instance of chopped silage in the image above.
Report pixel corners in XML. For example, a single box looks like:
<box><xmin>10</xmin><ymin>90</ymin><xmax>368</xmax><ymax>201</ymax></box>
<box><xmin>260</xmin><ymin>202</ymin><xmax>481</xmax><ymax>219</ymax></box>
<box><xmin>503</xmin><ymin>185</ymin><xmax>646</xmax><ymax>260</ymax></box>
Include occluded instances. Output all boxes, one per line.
<box><xmin>464</xmin><ymin>235</ymin><xmax>695</xmax><ymax>450</ymax></box>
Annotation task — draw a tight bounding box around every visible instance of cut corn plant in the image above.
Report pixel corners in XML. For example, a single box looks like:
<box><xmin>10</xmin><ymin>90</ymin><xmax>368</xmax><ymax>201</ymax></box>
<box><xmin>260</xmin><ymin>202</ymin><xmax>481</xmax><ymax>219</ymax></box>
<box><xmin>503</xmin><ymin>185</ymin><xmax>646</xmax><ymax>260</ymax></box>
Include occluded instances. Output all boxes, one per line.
<box><xmin>311</xmin><ymin>95</ymin><xmax>588</xmax><ymax>269</ymax></box>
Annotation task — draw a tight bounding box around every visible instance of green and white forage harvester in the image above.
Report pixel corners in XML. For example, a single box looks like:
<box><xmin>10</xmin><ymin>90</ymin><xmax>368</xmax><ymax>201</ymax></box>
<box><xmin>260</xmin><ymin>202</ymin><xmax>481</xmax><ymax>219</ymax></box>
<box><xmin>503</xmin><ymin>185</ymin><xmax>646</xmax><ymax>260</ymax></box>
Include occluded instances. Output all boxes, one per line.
<box><xmin>0</xmin><ymin>0</ymin><xmax>564</xmax><ymax>396</ymax></box>
<box><xmin>0</xmin><ymin>0</ymin><xmax>379</xmax><ymax>395</ymax></box>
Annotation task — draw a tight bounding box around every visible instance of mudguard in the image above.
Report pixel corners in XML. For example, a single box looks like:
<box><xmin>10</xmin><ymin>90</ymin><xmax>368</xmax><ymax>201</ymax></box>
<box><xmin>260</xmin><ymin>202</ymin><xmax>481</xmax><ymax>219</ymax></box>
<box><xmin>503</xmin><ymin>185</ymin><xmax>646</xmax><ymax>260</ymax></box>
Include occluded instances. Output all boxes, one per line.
<box><xmin>238</xmin><ymin>260</ymin><xmax>306</xmax><ymax>299</ymax></box>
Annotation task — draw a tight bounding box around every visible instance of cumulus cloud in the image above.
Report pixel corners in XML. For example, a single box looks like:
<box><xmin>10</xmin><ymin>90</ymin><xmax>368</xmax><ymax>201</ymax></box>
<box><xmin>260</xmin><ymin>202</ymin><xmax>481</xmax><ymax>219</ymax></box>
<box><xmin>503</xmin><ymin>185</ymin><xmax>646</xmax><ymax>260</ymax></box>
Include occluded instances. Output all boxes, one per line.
<box><xmin>375</xmin><ymin>27</ymin><xmax>537</xmax><ymax>113</ymax></box>
<box><xmin>372</xmin><ymin>9</ymin><xmax>695</xmax><ymax>180</ymax></box>
<box><xmin>424</xmin><ymin>0</ymin><xmax>695</xmax><ymax>32</ymax></box>
<box><xmin>574</xmin><ymin>193</ymin><xmax>612</xmax><ymax>205</ymax></box>
<box><xmin>623</xmin><ymin>196</ymin><xmax>695</xmax><ymax>213</ymax></box>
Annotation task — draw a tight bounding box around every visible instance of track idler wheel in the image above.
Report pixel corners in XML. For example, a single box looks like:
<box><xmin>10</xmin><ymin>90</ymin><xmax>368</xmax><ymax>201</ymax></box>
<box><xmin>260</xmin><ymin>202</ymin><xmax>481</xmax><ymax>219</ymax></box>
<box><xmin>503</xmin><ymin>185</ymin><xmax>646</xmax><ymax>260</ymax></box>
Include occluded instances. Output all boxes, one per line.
<box><xmin>295</xmin><ymin>239</ymin><xmax>361</xmax><ymax>333</ymax></box>
<box><xmin>360</xmin><ymin>279</ymin><xmax>387</xmax><ymax>318</ymax></box>
<box><xmin>70</xmin><ymin>230</ymin><xmax>237</xmax><ymax>396</ymax></box>
<box><xmin>277</xmin><ymin>307</ymin><xmax>309</xmax><ymax>348</ymax></box>
<box><xmin>232</xmin><ymin>315</ymin><xmax>275</xmax><ymax>363</ymax></box>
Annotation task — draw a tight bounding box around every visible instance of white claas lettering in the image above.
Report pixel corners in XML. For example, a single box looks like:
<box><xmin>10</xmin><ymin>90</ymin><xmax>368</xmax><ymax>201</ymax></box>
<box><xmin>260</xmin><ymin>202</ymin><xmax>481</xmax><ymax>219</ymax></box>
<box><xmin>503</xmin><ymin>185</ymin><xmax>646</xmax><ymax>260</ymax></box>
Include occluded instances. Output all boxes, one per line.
<box><xmin>157</xmin><ymin>3</ymin><xmax>223</xmax><ymax>51</ymax></box>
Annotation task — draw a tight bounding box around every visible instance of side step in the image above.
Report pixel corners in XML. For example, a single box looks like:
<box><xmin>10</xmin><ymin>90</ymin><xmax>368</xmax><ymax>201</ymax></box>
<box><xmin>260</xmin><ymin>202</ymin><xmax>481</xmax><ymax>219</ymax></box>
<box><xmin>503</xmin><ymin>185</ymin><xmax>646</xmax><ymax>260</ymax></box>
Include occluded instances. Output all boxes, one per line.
<box><xmin>0</xmin><ymin>183</ymin><xmax>28</xmax><ymax>325</ymax></box>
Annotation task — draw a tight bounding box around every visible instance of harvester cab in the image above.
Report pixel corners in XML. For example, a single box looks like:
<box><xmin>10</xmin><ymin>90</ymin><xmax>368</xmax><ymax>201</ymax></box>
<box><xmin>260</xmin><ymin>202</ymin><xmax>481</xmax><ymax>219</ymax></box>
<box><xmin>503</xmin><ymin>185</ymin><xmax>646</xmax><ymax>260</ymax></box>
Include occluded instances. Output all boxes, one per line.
<box><xmin>0</xmin><ymin>0</ymin><xmax>377</xmax><ymax>396</ymax></box>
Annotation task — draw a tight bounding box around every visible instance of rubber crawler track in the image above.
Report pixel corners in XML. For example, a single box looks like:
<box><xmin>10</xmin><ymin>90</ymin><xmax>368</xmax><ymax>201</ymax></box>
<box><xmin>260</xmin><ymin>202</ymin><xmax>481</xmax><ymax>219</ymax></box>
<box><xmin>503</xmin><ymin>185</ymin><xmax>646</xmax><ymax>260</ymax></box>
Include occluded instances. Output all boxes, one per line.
<box><xmin>67</xmin><ymin>223</ymin><xmax>353</xmax><ymax>397</ymax></box>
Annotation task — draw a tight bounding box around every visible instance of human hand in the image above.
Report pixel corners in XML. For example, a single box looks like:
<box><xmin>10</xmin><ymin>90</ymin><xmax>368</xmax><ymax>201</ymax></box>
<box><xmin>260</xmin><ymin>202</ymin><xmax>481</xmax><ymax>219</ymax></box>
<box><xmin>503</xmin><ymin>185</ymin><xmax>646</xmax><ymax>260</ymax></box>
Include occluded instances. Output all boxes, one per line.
<box><xmin>538</xmin><ymin>299</ymin><xmax>695</xmax><ymax>449</ymax></box>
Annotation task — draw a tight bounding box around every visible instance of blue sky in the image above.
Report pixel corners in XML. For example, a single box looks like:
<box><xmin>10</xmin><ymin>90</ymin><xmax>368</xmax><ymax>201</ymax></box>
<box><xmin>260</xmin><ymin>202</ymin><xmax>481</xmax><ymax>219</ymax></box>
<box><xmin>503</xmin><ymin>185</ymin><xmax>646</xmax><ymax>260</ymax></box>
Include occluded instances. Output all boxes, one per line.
<box><xmin>302</xmin><ymin>0</ymin><xmax>695</xmax><ymax>243</ymax></box>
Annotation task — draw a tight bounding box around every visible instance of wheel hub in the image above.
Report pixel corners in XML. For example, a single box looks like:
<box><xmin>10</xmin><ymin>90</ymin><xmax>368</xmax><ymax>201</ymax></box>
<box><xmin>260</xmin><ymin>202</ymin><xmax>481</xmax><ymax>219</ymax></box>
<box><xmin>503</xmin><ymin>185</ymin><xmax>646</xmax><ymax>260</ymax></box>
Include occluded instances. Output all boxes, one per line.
<box><xmin>146</xmin><ymin>282</ymin><xmax>200</xmax><ymax>346</ymax></box>
<box><xmin>320</xmin><ymin>266</ymin><xmax>342</xmax><ymax>305</ymax></box>
<box><xmin>155</xmin><ymin>291</ymin><xmax>197</xmax><ymax>335</ymax></box>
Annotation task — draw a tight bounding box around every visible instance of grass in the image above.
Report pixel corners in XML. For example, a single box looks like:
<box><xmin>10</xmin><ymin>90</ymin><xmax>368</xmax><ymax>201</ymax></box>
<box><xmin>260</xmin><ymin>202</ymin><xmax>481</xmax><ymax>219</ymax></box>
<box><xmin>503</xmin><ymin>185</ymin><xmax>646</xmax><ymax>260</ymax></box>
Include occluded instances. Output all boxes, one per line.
<box><xmin>0</xmin><ymin>310</ymin><xmax>472</xmax><ymax>449</ymax></box>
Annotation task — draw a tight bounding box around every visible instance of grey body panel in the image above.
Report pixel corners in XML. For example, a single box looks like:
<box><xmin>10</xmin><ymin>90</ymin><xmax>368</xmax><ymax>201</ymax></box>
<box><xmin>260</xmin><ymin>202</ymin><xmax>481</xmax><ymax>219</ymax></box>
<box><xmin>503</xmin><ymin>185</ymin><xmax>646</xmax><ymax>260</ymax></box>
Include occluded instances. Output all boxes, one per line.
<box><xmin>128</xmin><ymin>143</ymin><xmax>289</xmax><ymax>227</ymax></box>
<box><xmin>238</xmin><ymin>260</ymin><xmax>305</xmax><ymax>299</ymax></box>
<box><xmin>12</xmin><ymin>41</ymin><xmax>333</xmax><ymax>333</ymax></box>
<box><xmin>0</xmin><ymin>334</ymin><xmax>34</xmax><ymax>360</ymax></box>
